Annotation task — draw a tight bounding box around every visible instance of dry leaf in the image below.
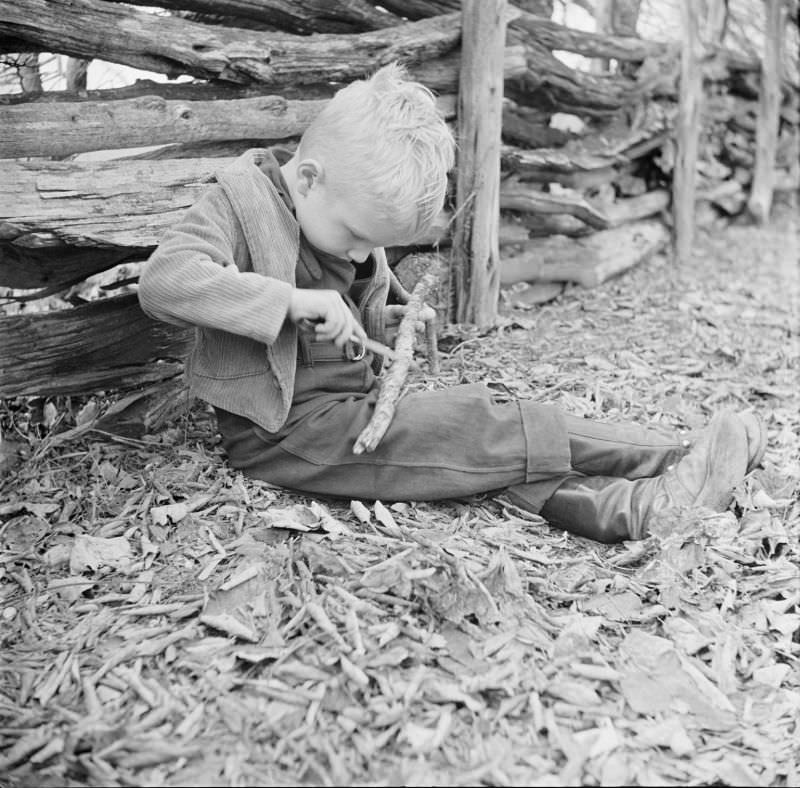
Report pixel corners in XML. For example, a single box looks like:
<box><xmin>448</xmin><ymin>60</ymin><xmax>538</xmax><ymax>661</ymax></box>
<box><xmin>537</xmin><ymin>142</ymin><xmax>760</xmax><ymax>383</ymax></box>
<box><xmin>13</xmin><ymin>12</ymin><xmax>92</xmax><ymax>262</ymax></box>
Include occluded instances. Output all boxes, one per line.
<box><xmin>350</xmin><ymin>500</ymin><xmax>372</xmax><ymax>524</ymax></box>
<box><xmin>69</xmin><ymin>535</ymin><xmax>132</xmax><ymax>573</ymax></box>
<box><xmin>150</xmin><ymin>501</ymin><xmax>190</xmax><ymax>525</ymax></box>
<box><xmin>374</xmin><ymin>500</ymin><xmax>402</xmax><ymax>536</ymax></box>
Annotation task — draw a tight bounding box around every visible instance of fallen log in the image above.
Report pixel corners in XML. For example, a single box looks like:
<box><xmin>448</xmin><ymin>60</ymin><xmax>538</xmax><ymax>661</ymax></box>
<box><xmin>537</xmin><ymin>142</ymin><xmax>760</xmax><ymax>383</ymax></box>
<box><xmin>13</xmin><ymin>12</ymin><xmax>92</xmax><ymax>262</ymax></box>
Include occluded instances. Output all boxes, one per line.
<box><xmin>0</xmin><ymin>294</ymin><xmax>192</xmax><ymax>398</ymax></box>
<box><xmin>499</xmin><ymin>219</ymin><xmax>670</xmax><ymax>288</ymax></box>
<box><xmin>352</xmin><ymin>272</ymin><xmax>437</xmax><ymax>455</ymax></box>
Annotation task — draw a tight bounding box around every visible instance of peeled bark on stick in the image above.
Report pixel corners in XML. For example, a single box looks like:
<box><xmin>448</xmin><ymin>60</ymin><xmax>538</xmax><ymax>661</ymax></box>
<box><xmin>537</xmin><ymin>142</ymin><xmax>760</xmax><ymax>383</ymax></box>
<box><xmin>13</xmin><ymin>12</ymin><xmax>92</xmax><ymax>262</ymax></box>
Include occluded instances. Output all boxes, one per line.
<box><xmin>352</xmin><ymin>272</ymin><xmax>437</xmax><ymax>455</ymax></box>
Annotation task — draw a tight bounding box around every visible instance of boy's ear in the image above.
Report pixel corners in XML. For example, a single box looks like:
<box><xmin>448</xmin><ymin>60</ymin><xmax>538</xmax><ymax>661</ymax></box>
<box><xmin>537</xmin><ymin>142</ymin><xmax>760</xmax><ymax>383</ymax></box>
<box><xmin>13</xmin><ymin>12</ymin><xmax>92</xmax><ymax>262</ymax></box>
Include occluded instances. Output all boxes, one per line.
<box><xmin>296</xmin><ymin>158</ymin><xmax>324</xmax><ymax>196</ymax></box>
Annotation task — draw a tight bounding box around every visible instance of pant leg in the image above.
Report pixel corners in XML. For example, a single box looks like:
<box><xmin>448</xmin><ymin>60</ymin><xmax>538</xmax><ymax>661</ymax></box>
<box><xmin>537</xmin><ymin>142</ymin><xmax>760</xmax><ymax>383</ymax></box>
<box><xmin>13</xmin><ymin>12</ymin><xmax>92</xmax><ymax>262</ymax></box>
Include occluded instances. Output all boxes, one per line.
<box><xmin>562</xmin><ymin>413</ymin><xmax>690</xmax><ymax>478</ymax></box>
<box><xmin>506</xmin><ymin>416</ymin><xmax>692</xmax><ymax>515</ymax></box>
<box><xmin>216</xmin><ymin>383</ymin><xmax>572</xmax><ymax>502</ymax></box>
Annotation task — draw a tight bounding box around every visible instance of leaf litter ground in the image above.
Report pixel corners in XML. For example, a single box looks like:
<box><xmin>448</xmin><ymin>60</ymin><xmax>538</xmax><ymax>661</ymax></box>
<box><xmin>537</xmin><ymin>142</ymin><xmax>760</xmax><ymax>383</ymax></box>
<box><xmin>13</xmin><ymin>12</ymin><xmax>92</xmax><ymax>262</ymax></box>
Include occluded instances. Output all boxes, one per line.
<box><xmin>1</xmin><ymin>204</ymin><xmax>798</xmax><ymax>787</ymax></box>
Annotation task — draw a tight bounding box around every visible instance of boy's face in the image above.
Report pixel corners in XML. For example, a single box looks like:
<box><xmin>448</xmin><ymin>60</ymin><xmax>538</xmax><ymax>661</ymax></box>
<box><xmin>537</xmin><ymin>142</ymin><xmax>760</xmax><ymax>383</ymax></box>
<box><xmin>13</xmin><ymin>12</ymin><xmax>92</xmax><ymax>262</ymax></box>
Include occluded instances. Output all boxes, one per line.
<box><xmin>292</xmin><ymin>161</ymin><xmax>408</xmax><ymax>262</ymax></box>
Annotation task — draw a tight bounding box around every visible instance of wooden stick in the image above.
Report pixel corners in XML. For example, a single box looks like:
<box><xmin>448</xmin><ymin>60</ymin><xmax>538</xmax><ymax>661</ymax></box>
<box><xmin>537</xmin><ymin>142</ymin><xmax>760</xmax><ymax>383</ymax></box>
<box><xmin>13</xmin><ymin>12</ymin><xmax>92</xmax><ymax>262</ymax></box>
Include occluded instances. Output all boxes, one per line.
<box><xmin>352</xmin><ymin>273</ymin><xmax>437</xmax><ymax>455</ymax></box>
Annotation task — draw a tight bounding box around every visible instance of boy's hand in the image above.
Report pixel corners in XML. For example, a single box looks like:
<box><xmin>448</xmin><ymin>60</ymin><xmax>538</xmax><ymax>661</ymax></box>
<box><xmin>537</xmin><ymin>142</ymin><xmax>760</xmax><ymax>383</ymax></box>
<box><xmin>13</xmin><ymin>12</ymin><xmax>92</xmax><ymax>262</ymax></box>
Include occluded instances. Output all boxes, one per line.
<box><xmin>288</xmin><ymin>288</ymin><xmax>366</xmax><ymax>348</ymax></box>
<box><xmin>383</xmin><ymin>303</ymin><xmax>436</xmax><ymax>346</ymax></box>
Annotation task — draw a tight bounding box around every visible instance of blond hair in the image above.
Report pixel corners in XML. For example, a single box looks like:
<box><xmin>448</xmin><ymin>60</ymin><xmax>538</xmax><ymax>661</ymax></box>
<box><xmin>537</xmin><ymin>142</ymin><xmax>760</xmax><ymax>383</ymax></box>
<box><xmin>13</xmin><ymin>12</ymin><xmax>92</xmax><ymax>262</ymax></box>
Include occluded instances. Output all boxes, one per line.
<box><xmin>298</xmin><ymin>63</ymin><xmax>456</xmax><ymax>240</ymax></box>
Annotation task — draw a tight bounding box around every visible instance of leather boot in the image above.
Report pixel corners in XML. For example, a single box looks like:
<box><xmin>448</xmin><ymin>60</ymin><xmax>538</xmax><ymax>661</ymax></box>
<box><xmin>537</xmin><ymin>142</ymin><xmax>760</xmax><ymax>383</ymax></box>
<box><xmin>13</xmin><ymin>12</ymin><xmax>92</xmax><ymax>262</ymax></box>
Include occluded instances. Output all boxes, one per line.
<box><xmin>563</xmin><ymin>413</ymin><xmax>690</xmax><ymax>479</ymax></box>
<box><xmin>510</xmin><ymin>411</ymin><xmax>750</xmax><ymax>543</ymax></box>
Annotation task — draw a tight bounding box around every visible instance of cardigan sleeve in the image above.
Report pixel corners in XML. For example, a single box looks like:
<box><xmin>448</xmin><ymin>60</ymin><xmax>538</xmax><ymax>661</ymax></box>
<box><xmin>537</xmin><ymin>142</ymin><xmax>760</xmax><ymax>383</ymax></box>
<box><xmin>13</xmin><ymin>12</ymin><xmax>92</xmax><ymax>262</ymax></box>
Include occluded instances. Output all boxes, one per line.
<box><xmin>138</xmin><ymin>184</ymin><xmax>293</xmax><ymax>347</ymax></box>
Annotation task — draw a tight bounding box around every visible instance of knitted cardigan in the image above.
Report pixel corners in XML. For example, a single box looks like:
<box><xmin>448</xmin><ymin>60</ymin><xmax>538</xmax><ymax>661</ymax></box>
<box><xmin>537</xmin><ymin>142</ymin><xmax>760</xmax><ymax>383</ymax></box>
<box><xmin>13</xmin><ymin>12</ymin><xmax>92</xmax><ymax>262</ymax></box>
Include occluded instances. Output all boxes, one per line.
<box><xmin>138</xmin><ymin>149</ymin><xmax>391</xmax><ymax>431</ymax></box>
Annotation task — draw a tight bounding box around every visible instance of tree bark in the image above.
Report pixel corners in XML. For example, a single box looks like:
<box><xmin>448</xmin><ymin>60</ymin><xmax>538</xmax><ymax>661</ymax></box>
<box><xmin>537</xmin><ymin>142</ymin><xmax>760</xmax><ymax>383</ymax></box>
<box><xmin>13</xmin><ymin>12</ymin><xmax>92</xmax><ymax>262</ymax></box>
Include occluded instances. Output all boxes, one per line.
<box><xmin>0</xmin><ymin>294</ymin><xmax>192</xmax><ymax>398</ymax></box>
<box><xmin>453</xmin><ymin>0</ymin><xmax>508</xmax><ymax>326</ymax></box>
<box><xmin>747</xmin><ymin>0</ymin><xmax>785</xmax><ymax>224</ymax></box>
<box><xmin>102</xmin><ymin>0</ymin><xmax>401</xmax><ymax>34</ymax></box>
<box><xmin>360</xmin><ymin>0</ymin><xmax>459</xmax><ymax>20</ymax></box>
<box><xmin>0</xmin><ymin>157</ymin><xmax>219</xmax><ymax>247</ymax></box>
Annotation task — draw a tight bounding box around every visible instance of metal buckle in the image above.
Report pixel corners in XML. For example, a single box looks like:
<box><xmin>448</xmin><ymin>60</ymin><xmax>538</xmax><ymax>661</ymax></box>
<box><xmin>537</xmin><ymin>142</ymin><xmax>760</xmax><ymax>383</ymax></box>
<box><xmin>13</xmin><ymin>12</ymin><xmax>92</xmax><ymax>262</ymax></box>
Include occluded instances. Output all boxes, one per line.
<box><xmin>347</xmin><ymin>337</ymin><xmax>366</xmax><ymax>362</ymax></box>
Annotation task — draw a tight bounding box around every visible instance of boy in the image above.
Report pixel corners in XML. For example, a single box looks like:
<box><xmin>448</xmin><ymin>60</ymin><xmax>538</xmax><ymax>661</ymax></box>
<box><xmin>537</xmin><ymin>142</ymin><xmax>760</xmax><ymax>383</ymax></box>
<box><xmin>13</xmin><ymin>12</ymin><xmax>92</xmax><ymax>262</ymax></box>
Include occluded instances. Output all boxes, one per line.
<box><xmin>138</xmin><ymin>63</ymin><xmax>765</xmax><ymax>544</ymax></box>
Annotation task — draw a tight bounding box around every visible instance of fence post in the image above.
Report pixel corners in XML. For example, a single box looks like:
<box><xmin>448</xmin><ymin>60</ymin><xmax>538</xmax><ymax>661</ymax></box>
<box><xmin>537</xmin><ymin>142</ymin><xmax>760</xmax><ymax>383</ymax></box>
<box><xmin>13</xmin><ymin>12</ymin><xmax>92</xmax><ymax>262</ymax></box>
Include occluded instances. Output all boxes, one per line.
<box><xmin>673</xmin><ymin>0</ymin><xmax>703</xmax><ymax>263</ymax></box>
<box><xmin>748</xmin><ymin>0</ymin><xmax>785</xmax><ymax>224</ymax></box>
<box><xmin>453</xmin><ymin>0</ymin><xmax>508</xmax><ymax>327</ymax></box>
